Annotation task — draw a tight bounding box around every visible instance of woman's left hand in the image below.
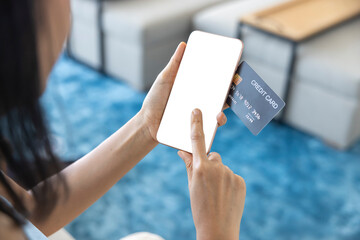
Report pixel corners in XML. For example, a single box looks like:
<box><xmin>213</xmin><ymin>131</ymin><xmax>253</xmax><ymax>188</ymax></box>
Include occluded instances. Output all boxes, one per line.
<box><xmin>140</xmin><ymin>42</ymin><xmax>228</xmax><ymax>143</ymax></box>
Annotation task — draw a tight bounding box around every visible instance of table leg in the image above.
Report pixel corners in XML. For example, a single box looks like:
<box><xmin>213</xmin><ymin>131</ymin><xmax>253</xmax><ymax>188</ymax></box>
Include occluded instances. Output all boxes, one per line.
<box><xmin>237</xmin><ymin>21</ymin><xmax>244</xmax><ymax>41</ymax></box>
<box><xmin>97</xmin><ymin>0</ymin><xmax>106</xmax><ymax>74</ymax></box>
<box><xmin>279</xmin><ymin>41</ymin><xmax>297</xmax><ymax>121</ymax></box>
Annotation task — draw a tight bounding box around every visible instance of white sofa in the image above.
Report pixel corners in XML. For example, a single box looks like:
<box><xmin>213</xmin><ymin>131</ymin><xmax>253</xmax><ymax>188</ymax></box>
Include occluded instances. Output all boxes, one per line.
<box><xmin>69</xmin><ymin>0</ymin><xmax>230</xmax><ymax>91</ymax></box>
<box><xmin>193</xmin><ymin>0</ymin><xmax>360</xmax><ymax>149</ymax></box>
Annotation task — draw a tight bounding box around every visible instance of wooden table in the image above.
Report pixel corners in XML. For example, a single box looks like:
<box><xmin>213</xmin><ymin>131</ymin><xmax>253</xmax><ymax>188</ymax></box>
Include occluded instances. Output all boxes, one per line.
<box><xmin>237</xmin><ymin>0</ymin><xmax>360</xmax><ymax>119</ymax></box>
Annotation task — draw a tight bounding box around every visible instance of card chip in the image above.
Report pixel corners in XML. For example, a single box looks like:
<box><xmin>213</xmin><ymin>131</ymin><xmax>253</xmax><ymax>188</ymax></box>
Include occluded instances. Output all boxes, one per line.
<box><xmin>232</xmin><ymin>74</ymin><xmax>242</xmax><ymax>85</ymax></box>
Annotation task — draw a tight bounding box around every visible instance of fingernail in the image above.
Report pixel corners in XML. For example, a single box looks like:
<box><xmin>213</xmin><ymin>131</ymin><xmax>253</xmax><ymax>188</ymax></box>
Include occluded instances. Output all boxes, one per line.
<box><xmin>177</xmin><ymin>151</ymin><xmax>183</xmax><ymax>158</ymax></box>
<box><xmin>192</xmin><ymin>109</ymin><xmax>200</xmax><ymax>116</ymax></box>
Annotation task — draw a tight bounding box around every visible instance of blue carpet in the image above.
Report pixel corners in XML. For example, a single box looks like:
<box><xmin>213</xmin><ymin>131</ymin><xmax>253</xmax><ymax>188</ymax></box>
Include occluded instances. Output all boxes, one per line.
<box><xmin>41</xmin><ymin>55</ymin><xmax>360</xmax><ymax>240</ymax></box>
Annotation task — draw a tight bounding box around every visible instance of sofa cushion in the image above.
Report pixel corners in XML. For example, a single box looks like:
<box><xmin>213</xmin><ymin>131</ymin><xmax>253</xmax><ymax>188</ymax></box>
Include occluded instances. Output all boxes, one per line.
<box><xmin>294</xmin><ymin>17</ymin><xmax>360</xmax><ymax>99</ymax></box>
<box><xmin>71</xmin><ymin>0</ymin><xmax>98</xmax><ymax>25</ymax></box>
<box><xmin>101</xmin><ymin>0</ymin><xmax>229</xmax><ymax>46</ymax></box>
<box><xmin>71</xmin><ymin>0</ymin><xmax>230</xmax><ymax>46</ymax></box>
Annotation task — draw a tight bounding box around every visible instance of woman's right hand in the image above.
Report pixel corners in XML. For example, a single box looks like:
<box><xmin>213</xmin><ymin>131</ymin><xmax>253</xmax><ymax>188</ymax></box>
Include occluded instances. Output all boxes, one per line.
<box><xmin>178</xmin><ymin>109</ymin><xmax>246</xmax><ymax>240</ymax></box>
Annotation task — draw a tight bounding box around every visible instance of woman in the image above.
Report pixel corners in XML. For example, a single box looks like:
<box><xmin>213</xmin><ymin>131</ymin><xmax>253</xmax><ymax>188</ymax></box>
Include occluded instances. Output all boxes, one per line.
<box><xmin>0</xmin><ymin>0</ymin><xmax>246</xmax><ymax>239</ymax></box>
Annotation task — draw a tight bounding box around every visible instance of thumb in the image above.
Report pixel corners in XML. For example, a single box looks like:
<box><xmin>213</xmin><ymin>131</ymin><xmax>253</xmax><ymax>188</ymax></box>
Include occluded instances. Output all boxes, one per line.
<box><xmin>178</xmin><ymin>150</ymin><xmax>193</xmax><ymax>182</ymax></box>
<box><xmin>160</xmin><ymin>42</ymin><xmax>186</xmax><ymax>82</ymax></box>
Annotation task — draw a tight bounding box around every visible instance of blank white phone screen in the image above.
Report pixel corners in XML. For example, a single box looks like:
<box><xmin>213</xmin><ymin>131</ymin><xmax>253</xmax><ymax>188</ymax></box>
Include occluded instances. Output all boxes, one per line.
<box><xmin>157</xmin><ymin>31</ymin><xmax>243</xmax><ymax>153</ymax></box>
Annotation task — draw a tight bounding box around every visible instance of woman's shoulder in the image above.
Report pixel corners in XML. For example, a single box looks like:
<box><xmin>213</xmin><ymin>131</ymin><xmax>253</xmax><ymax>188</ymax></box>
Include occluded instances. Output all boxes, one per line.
<box><xmin>0</xmin><ymin>211</ymin><xmax>26</xmax><ymax>240</ymax></box>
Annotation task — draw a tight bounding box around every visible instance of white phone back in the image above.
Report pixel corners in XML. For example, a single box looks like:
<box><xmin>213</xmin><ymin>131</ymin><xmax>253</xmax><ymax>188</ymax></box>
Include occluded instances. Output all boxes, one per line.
<box><xmin>157</xmin><ymin>31</ymin><xmax>243</xmax><ymax>153</ymax></box>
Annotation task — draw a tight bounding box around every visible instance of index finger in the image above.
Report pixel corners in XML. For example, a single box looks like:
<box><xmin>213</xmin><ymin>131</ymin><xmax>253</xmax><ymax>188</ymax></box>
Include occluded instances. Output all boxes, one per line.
<box><xmin>191</xmin><ymin>109</ymin><xmax>207</xmax><ymax>164</ymax></box>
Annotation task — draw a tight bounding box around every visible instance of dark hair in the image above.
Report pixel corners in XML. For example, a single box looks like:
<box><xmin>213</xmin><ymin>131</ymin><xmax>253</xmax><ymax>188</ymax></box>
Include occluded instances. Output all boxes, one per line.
<box><xmin>0</xmin><ymin>0</ymin><xmax>67</xmax><ymax>225</ymax></box>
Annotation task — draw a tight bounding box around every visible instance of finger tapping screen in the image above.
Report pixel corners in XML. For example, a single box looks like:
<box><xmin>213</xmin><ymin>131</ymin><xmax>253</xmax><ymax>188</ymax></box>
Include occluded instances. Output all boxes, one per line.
<box><xmin>157</xmin><ymin>31</ymin><xmax>243</xmax><ymax>153</ymax></box>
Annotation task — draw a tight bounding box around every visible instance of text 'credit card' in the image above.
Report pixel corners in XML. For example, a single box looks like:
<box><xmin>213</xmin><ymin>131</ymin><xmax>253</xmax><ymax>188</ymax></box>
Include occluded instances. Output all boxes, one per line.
<box><xmin>226</xmin><ymin>61</ymin><xmax>285</xmax><ymax>135</ymax></box>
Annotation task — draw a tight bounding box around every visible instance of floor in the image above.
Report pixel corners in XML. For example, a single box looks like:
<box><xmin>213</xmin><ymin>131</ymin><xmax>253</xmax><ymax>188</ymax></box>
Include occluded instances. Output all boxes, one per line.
<box><xmin>41</xmin><ymin>55</ymin><xmax>360</xmax><ymax>240</ymax></box>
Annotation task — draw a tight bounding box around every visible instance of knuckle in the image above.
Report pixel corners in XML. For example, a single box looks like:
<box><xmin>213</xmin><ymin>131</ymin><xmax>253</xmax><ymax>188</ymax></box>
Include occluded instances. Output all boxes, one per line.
<box><xmin>192</xmin><ymin>118</ymin><xmax>202</xmax><ymax>128</ymax></box>
<box><xmin>212</xmin><ymin>152</ymin><xmax>221</xmax><ymax>160</ymax></box>
<box><xmin>208</xmin><ymin>152</ymin><xmax>222</xmax><ymax>162</ymax></box>
<box><xmin>225</xmin><ymin>165</ymin><xmax>232</xmax><ymax>173</ymax></box>
<box><xmin>222</xmin><ymin>116</ymin><xmax>227</xmax><ymax>125</ymax></box>
<box><xmin>235</xmin><ymin>175</ymin><xmax>246</xmax><ymax>191</ymax></box>
<box><xmin>224</xmin><ymin>166</ymin><xmax>233</xmax><ymax>179</ymax></box>
<box><xmin>157</xmin><ymin>67</ymin><xmax>170</xmax><ymax>80</ymax></box>
<box><xmin>156</xmin><ymin>72</ymin><xmax>165</xmax><ymax>81</ymax></box>
<box><xmin>191</xmin><ymin>128</ymin><xmax>204</xmax><ymax>141</ymax></box>
<box><xmin>171</xmin><ymin>57</ymin><xmax>180</xmax><ymax>69</ymax></box>
<box><xmin>194</xmin><ymin>162</ymin><xmax>206</xmax><ymax>175</ymax></box>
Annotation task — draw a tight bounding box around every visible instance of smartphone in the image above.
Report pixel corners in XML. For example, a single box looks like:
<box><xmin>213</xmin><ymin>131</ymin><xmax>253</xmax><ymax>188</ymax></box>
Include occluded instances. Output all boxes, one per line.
<box><xmin>157</xmin><ymin>31</ymin><xmax>243</xmax><ymax>154</ymax></box>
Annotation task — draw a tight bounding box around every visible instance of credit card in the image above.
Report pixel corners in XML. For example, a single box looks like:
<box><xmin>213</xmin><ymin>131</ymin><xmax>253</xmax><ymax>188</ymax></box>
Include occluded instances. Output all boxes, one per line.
<box><xmin>226</xmin><ymin>61</ymin><xmax>285</xmax><ymax>135</ymax></box>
